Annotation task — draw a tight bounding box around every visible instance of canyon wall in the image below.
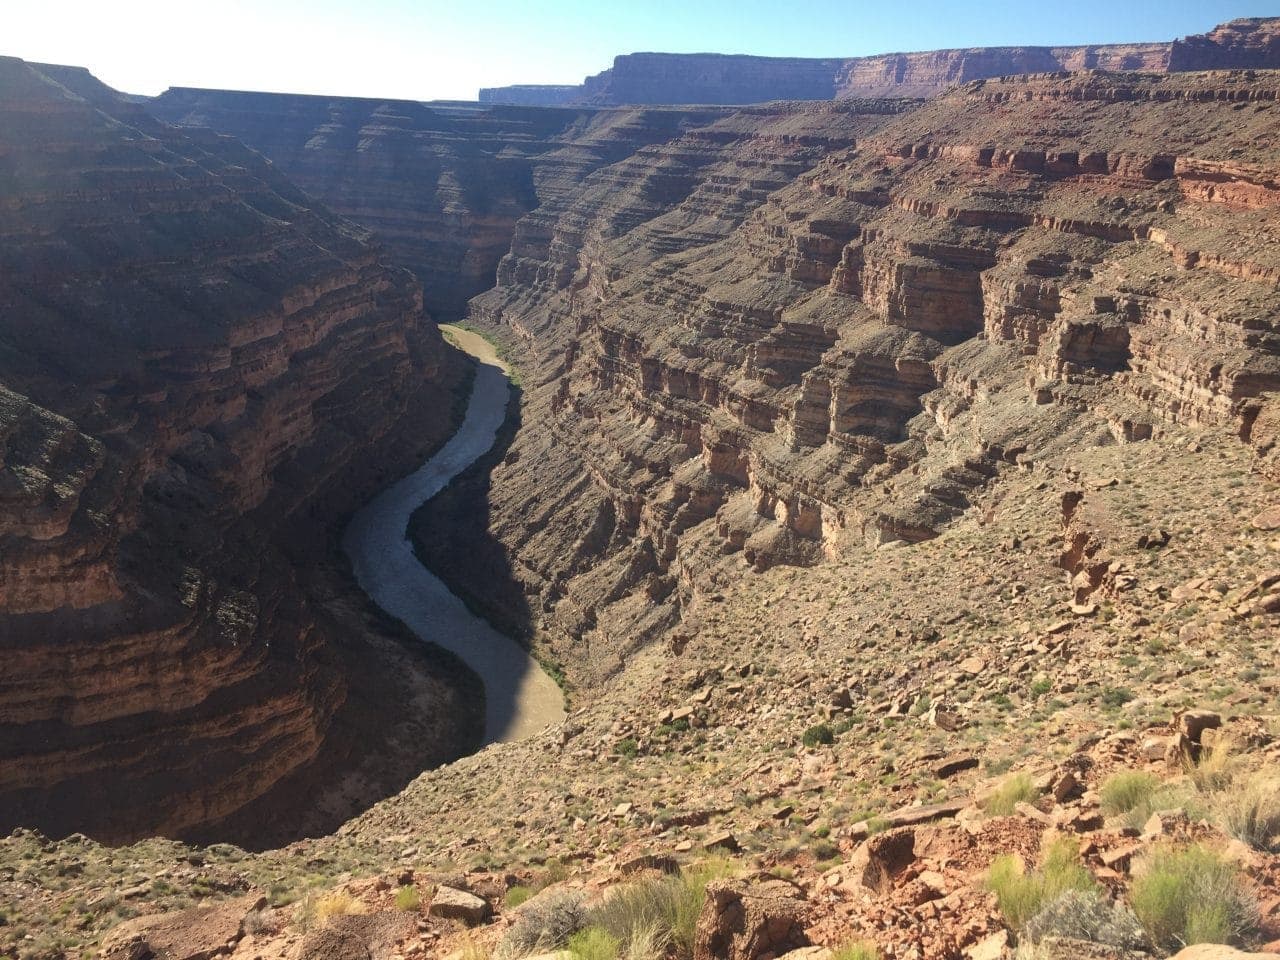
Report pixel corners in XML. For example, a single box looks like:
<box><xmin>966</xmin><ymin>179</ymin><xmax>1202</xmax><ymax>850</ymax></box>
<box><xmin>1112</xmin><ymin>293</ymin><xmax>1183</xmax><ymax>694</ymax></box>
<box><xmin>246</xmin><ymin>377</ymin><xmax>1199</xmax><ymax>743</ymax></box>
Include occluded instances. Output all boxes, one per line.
<box><xmin>476</xmin><ymin>18</ymin><xmax>1280</xmax><ymax>105</ymax></box>
<box><xmin>412</xmin><ymin>68</ymin><xmax>1280</xmax><ymax>691</ymax></box>
<box><xmin>0</xmin><ymin>59</ymin><xmax>480</xmax><ymax>846</ymax></box>
<box><xmin>149</xmin><ymin>92</ymin><xmax>725</xmax><ymax>319</ymax></box>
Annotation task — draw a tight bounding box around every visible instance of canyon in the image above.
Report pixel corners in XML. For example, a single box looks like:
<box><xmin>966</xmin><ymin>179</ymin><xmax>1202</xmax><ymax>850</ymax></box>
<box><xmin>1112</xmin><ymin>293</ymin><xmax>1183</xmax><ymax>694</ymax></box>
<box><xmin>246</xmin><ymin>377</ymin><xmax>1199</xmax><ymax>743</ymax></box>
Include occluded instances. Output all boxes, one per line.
<box><xmin>480</xmin><ymin>17</ymin><xmax>1280</xmax><ymax>105</ymax></box>
<box><xmin>1</xmin><ymin>16</ymin><xmax>1280</xmax><ymax>960</ymax></box>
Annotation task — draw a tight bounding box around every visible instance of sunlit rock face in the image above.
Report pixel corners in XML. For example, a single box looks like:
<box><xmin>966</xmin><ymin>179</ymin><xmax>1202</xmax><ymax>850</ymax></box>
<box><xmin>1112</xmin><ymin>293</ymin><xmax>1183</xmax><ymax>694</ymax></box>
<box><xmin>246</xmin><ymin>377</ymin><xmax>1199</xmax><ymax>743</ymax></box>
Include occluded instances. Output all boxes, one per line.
<box><xmin>0</xmin><ymin>59</ymin><xmax>476</xmax><ymax>845</ymax></box>
<box><xmin>416</xmin><ymin>69</ymin><xmax>1280</xmax><ymax>692</ymax></box>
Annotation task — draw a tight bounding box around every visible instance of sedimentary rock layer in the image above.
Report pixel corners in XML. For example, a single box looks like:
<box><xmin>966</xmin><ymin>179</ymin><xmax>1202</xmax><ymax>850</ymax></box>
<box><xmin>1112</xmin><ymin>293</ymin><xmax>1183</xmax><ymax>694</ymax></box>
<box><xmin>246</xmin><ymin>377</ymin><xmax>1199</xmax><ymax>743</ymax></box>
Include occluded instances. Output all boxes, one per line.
<box><xmin>416</xmin><ymin>70</ymin><xmax>1280</xmax><ymax>692</ymax></box>
<box><xmin>0</xmin><ymin>59</ymin><xmax>478</xmax><ymax>845</ymax></box>
<box><xmin>149</xmin><ymin>91</ymin><xmax>725</xmax><ymax>319</ymax></box>
<box><xmin>476</xmin><ymin>18</ymin><xmax>1280</xmax><ymax>105</ymax></box>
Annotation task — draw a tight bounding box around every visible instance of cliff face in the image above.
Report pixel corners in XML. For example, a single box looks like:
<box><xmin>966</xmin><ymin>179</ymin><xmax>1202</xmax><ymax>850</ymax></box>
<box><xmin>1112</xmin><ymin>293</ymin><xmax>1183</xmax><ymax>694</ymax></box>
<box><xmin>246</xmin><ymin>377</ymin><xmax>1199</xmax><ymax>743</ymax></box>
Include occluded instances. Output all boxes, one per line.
<box><xmin>0</xmin><ymin>59</ymin><xmax>479</xmax><ymax>846</ymax></box>
<box><xmin>415</xmin><ymin>69</ymin><xmax>1280</xmax><ymax>690</ymax></box>
<box><xmin>476</xmin><ymin>18</ymin><xmax>1280</xmax><ymax>105</ymax></box>
<box><xmin>578</xmin><ymin>53</ymin><xmax>844</xmax><ymax>104</ymax></box>
<box><xmin>149</xmin><ymin>92</ymin><xmax>725</xmax><ymax>319</ymax></box>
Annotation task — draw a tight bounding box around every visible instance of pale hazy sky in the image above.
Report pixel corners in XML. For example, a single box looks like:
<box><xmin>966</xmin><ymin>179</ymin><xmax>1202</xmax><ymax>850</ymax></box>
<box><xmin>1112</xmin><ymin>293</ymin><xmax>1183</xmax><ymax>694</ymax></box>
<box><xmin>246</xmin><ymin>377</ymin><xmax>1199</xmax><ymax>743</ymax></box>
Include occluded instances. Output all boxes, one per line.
<box><xmin>7</xmin><ymin>0</ymin><xmax>1275</xmax><ymax>102</ymax></box>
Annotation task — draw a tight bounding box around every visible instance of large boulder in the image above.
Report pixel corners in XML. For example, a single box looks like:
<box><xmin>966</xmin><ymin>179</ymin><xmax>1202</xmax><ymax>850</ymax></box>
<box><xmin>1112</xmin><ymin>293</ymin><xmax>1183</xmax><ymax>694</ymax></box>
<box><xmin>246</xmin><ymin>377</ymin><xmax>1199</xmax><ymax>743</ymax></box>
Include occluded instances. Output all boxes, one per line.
<box><xmin>429</xmin><ymin>885</ymin><xmax>492</xmax><ymax>924</ymax></box>
<box><xmin>694</xmin><ymin>877</ymin><xmax>809</xmax><ymax>960</ymax></box>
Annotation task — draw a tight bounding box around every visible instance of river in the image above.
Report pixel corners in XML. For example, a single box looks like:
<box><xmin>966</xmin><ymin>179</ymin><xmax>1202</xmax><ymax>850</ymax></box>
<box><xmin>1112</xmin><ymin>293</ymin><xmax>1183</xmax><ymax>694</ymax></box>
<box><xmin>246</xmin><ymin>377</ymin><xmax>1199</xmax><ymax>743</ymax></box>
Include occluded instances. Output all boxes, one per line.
<box><xmin>342</xmin><ymin>325</ymin><xmax>566</xmax><ymax>744</ymax></box>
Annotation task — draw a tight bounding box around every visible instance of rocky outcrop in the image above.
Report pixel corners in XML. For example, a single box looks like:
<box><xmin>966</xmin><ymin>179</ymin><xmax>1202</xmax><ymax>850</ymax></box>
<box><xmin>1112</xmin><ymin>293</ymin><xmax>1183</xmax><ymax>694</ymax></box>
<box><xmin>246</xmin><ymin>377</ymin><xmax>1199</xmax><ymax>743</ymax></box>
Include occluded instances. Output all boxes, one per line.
<box><xmin>0</xmin><ymin>59</ymin><xmax>479</xmax><ymax>845</ymax></box>
<box><xmin>478</xmin><ymin>85</ymin><xmax>581</xmax><ymax>106</ymax></box>
<box><xmin>478</xmin><ymin>18</ymin><xmax>1280</xmax><ymax>106</ymax></box>
<box><xmin>414</xmin><ymin>69</ymin><xmax>1280</xmax><ymax>692</ymax></box>
<box><xmin>578</xmin><ymin>53</ymin><xmax>844</xmax><ymax>105</ymax></box>
<box><xmin>149</xmin><ymin>91</ymin><xmax>726</xmax><ymax>319</ymax></box>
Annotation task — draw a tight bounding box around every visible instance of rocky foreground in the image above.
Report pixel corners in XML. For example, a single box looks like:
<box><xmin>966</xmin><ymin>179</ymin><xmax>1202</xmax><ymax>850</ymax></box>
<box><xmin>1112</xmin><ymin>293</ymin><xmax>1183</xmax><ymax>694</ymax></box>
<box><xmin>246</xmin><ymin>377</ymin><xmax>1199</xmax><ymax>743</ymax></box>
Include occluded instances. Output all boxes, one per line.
<box><xmin>1</xmin><ymin>27</ymin><xmax>1280</xmax><ymax>960</ymax></box>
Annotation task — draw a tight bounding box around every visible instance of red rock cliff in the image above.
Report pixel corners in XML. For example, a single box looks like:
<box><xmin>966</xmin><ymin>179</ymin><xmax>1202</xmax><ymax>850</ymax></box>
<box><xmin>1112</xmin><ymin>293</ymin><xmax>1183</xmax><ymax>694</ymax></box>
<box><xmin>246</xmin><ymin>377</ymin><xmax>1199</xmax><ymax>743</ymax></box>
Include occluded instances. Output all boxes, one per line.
<box><xmin>414</xmin><ymin>70</ymin><xmax>1280</xmax><ymax>690</ymax></box>
<box><xmin>0</xmin><ymin>59</ymin><xmax>479</xmax><ymax>846</ymax></box>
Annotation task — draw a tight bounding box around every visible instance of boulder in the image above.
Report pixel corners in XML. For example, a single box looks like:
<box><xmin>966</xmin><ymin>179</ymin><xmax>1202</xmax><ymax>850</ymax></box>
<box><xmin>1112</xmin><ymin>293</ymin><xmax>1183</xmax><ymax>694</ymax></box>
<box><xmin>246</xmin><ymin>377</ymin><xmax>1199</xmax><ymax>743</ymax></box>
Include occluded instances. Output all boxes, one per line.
<box><xmin>428</xmin><ymin>886</ymin><xmax>491</xmax><ymax>924</ymax></box>
<box><xmin>848</xmin><ymin>828</ymin><xmax>916</xmax><ymax>894</ymax></box>
<box><xmin>1170</xmin><ymin>947</ymin><xmax>1275</xmax><ymax>960</ymax></box>
<box><xmin>693</xmin><ymin>877</ymin><xmax>809</xmax><ymax>960</ymax></box>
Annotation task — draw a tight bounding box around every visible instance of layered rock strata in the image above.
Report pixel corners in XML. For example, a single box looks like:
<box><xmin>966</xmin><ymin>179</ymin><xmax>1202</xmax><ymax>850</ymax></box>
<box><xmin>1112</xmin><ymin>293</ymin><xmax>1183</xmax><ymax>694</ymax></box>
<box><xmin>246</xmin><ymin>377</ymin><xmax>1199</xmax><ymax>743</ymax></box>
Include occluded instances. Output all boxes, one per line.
<box><xmin>149</xmin><ymin>91</ymin><xmax>726</xmax><ymax>318</ymax></box>
<box><xmin>0</xmin><ymin>59</ymin><xmax>478</xmax><ymax>845</ymax></box>
<box><xmin>417</xmin><ymin>70</ymin><xmax>1280</xmax><ymax>691</ymax></box>
<box><xmin>476</xmin><ymin>18</ymin><xmax>1280</xmax><ymax>106</ymax></box>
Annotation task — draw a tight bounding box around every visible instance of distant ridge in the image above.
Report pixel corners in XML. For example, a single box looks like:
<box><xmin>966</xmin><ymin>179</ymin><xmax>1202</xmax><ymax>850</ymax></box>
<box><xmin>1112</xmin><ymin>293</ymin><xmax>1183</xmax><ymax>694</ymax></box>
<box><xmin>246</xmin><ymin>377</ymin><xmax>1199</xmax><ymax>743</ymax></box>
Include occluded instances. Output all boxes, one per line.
<box><xmin>478</xmin><ymin>16</ymin><xmax>1280</xmax><ymax>105</ymax></box>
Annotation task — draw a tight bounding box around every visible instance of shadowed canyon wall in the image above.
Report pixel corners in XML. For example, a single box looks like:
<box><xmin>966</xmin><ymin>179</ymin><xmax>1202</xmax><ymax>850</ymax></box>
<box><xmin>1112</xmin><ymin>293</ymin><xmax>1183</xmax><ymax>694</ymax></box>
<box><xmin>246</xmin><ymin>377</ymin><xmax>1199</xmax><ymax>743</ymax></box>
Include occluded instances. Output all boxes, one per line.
<box><xmin>0</xmin><ymin>59</ymin><xmax>482</xmax><ymax>846</ymax></box>
<box><xmin>478</xmin><ymin>17</ymin><xmax>1280</xmax><ymax>105</ymax></box>
<box><xmin>413</xmin><ymin>69</ymin><xmax>1280</xmax><ymax>694</ymax></box>
<box><xmin>149</xmin><ymin>92</ymin><xmax>726</xmax><ymax>319</ymax></box>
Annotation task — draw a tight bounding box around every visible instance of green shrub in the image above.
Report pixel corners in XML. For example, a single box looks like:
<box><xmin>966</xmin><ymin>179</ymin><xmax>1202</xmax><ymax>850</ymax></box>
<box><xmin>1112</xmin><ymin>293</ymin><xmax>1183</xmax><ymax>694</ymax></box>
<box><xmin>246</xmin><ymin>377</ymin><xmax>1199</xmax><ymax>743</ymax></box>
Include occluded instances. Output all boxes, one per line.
<box><xmin>1100</xmin><ymin>771</ymin><xmax>1161</xmax><ymax>816</ymax></box>
<box><xmin>983</xmin><ymin>773</ymin><xmax>1038</xmax><ymax>816</ymax></box>
<box><xmin>506</xmin><ymin>885</ymin><xmax>533</xmax><ymax>909</ymax></box>
<box><xmin>1215</xmin><ymin>773</ymin><xmax>1280</xmax><ymax>851</ymax></box>
<box><xmin>569</xmin><ymin>926</ymin><xmax>621</xmax><ymax>960</ymax></box>
<box><xmin>985</xmin><ymin>837</ymin><xmax>1098</xmax><ymax>930</ymax></box>
<box><xmin>394</xmin><ymin>885</ymin><xmax>421</xmax><ymax>912</ymax></box>
<box><xmin>1021</xmin><ymin>889</ymin><xmax>1146</xmax><ymax>949</ymax></box>
<box><xmin>802</xmin><ymin>724</ymin><xmax>835</xmax><ymax>748</ymax></box>
<box><xmin>1101</xmin><ymin>687</ymin><xmax>1136</xmax><ymax>708</ymax></box>
<box><xmin>499</xmin><ymin>889</ymin><xmax>588</xmax><ymax>957</ymax></box>
<box><xmin>616</xmin><ymin>738</ymin><xmax>639</xmax><ymax>759</ymax></box>
<box><xmin>1129</xmin><ymin>844</ymin><xmax>1259</xmax><ymax>951</ymax></box>
<box><xmin>588</xmin><ymin>861</ymin><xmax>732</xmax><ymax>960</ymax></box>
<box><xmin>830</xmin><ymin>940</ymin><xmax>880</xmax><ymax>960</ymax></box>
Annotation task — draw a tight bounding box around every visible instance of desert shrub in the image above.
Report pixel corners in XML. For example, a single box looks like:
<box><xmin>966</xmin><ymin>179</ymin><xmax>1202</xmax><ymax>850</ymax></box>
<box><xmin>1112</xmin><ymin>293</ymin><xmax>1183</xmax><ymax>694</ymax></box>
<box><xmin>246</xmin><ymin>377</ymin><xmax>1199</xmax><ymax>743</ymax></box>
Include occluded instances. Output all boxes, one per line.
<box><xmin>1100</xmin><ymin>771</ymin><xmax>1161</xmax><ymax>816</ymax></box>
<box><xmin>589</xmin><ymin>876</ymin><xmax>679</xmax><ymax>959</ymax></box>
<box><xmin>1021</xmin><ymin>889</ymin><xmax>1146</xmax><ymax>949</ymax></box>
<box><xmin>983</xmin><ymin>773</ymin><xmax>1039</xmax><ymax>816</ymax></box>
<box><xmin>315</xmin><ymin>890</ymin><xmax>367</xmax><ymax>922</ymax></box>
<box><xmin>500</xmin><ymin>889</ymin><xmax>589</xmax><ymax>957</ymax></box>
<box><xmin>674</xmin><ymin>863</ymin><xmax>732</xmax><ymax>960</ymax></box>
<box><xmin>242</xmin><ymin>907</ymin><xmax>277</xmax><ymax>935</ymax></box>
<box><xmin>1189</xmin><ymin>739</ymin><xmax>1239</xmax><ymax>793</ymax></box>
<box><xmin>1214</xmin><ymin>772</ymin><xmax>1280</xmax><ymax>851</ymax></box>
<box><xmin>986</xmin><ymin>836</ymin><xmax>1098</xmax><ymax>930</ymax></box>
<box><xmin>831</xmin><ymin>940</ymin><xmax>880</xmax><ymax>960</ymax></box>
<box><xmin>569</xmin><ymin>926</ymin><xmax>621</xmax><ymax>960</ymax></box>
<box><xmin>506</xmin><ymin>885</ymin><xmax>534</xmax><ymax>908</ymax></box>
<box><xmin>588</xmin><ymin>862</ymin><xmax>732</xmax><ymax>960</ymax></box>
<box><xmin>395</xmin><ymin>885</ymin><xmax>421</xmax><ymax>912</ymax></box>
<box><xmin>616</xmin><ymin>738</ymin><xmax>639</xmax><ymax>758</ymax></box>
<box><xmin>1129</xmin><ymin>844</ymin><xmax>1259</xmax><ymax>951</ymax></box>
<box><xmin>802</xmin><ymin>724</ymin><xmax>835</xmax><ymax>748</ymax></box>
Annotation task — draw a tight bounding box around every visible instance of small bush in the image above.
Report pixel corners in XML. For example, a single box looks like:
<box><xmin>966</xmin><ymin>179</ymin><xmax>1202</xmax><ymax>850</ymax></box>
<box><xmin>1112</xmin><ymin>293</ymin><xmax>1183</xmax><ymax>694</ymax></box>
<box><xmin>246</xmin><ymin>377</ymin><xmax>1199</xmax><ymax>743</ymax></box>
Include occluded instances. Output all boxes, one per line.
<box><xmin>1021</xmin><ymin>889</ymin><xmax>1146</xmax><ymax>949</ymax></box>
<box><xmin>802</xmin><ymin>724</ymin><xmax>835</xmax><ymax>748</ymax></box>
<box><xmin>1129</xmin><ymin>844</ymin><xmax>1259</xmax><ymax>951</ymax></box>
<box><xmin>506</xmin><ymin>885</ymin><xmax>533</xmax><ymax>908</ymax></box>
<box><xmin>395</xmin><ymin>885</ymin><xmax>421</xmax><ymax>912</ymax></box>
<box><xmin>500</xmin><ymin>889</ymin><xmax>589</xmax><ymax>957</ymax></box>
<box><xmin>831</xmin><ymin>940</ymin><xmax>880</xmax><ymax>960</ymax></box>
<box><xmin>569</xmin><ymin>926</ymin><xmax>621</xmax><ymax>960</ymax></box>
<box><xmin>986</xmin><ymin>836</ymin><xmax>1098</xmax><ymax>930</ymax></box>
<box><xmin>983</xmin><ymin>773</ymin><xmax>1039</xmax><ymax>816</ymax></box>
<box><xmin>314</xmin><ymin>890</ymin><xmax>367</xmax><ymax>923</ymax></box>
<box><xmin>1100</xmin><ymin>771</ymin><xmax>1161</xmax><ymax>816</ymax></box>
<box><xmin>242</xmin><ymin>907</ymin><xmax>277</xmax><ymax>935</ymax></box>
<box><xmin>1101</xmin><ymin>687</ymin><xmax>1135</xmax><ymax>707</ymax></box>
<box><xmin>1215</xmin><ymin>773</ymin><xmax>1280</xmax><ymax>851</ymax></box>
<box><xmin>616</xmin><ymin>738</ymin><xmax>639</xmax><ymax>759</ymax></box>
<box><xmin>588</xmin><ymin>862</ymin><xmax>732</xmax><ymax>960</ymax></box>
<box><xmin>1190</xmin><ymin>739</ymin><xmax>1240</xmax><ymax>794</ymax></box>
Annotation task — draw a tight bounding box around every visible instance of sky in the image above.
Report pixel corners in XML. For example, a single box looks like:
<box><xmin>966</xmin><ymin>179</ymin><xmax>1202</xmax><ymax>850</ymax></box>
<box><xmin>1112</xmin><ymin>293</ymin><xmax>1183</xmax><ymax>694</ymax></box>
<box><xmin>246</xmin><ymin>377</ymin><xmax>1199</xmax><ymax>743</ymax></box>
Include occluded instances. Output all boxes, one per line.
<box><xmin>7</xmin><ymin>0</ymin><xmax>1276</xmax><ymax>102</ymax></box>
